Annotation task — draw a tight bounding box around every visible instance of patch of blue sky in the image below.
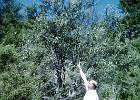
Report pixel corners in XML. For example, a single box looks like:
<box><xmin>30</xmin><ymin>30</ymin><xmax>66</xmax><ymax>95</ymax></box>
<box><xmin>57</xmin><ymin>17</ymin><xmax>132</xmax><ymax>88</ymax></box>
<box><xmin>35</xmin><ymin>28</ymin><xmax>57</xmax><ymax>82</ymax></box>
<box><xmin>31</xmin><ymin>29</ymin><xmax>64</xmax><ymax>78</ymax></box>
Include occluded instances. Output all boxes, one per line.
<box><xmin>17</xmin><ymin>0</ymin><xmax>41</xmax><ymax>17</ymax></box>
<box><xmin>95</xmin><ymin>0</ymin><xmax>120</xmax><ymax>17</ymax></box>
<box><xmin>17</xmin><ymin>0</ymin><xmax>121</xmax><ymax>18</ymax></box>
<box><xmin>17</xmin><ymin>0</ymin><xmax>41</xmax><ymax>7</ymax></box>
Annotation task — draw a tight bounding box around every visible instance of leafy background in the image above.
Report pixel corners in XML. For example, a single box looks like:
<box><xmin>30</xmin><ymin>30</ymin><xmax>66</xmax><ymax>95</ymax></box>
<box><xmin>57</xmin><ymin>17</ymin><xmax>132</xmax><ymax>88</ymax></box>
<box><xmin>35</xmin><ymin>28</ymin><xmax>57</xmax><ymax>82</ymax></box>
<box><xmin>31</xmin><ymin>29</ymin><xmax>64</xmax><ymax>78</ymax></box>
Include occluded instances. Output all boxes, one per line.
<box><xmin>0</xmin><ymin>0</ymin><xmax>140</xmax><ymax>100</ymax></box>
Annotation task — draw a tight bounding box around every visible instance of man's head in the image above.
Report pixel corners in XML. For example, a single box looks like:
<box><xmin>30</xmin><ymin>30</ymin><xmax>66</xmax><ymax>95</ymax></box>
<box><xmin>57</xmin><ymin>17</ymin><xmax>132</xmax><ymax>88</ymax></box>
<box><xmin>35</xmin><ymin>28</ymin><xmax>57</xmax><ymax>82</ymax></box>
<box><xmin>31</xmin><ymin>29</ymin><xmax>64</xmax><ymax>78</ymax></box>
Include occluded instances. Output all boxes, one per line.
<box><xmin>88</xmin><ymin>80</ymin><xmax>97</xmax><ymax>90</ymax></box>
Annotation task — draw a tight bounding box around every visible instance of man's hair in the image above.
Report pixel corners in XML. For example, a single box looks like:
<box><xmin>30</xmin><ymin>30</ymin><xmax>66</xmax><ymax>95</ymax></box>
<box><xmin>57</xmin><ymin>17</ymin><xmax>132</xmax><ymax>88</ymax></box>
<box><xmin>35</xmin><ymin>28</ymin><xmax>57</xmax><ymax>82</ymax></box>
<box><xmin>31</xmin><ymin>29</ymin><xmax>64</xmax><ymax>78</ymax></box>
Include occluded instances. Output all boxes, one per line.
<box><xmin>93</xmin><ymin>84</ymin><xmax>97</xmax><ymax>89</ymax></box>
<box><xmin>90</xmin><ymin>80</ymin><xmax>97</xmax><ymax>90</ymax></box>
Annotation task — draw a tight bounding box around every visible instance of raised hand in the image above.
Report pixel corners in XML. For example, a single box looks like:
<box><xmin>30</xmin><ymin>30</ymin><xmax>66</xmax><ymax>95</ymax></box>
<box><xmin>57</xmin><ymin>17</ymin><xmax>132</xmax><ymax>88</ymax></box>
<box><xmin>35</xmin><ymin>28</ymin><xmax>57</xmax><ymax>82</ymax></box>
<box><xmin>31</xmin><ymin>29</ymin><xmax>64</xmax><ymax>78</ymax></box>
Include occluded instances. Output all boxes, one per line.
<box><xmin>77</xmin><ymin>62</ymin><xmax>81</xmax><ymax>69</ymax></box>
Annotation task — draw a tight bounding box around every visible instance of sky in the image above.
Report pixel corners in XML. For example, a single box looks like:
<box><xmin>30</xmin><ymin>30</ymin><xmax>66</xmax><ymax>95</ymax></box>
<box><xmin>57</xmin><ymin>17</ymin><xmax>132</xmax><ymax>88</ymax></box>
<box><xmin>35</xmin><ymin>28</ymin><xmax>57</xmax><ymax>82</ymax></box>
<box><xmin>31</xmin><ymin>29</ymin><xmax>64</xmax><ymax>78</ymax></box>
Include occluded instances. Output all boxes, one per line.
<box><xmin>96</xmin><ymin>0</ymin><xmax>120</xmax><ymax>15</ymax></box>
<box><xmin>17</xmin><ymin>0</ymin><xmax>120</xmax><ymax>16</ymax></box>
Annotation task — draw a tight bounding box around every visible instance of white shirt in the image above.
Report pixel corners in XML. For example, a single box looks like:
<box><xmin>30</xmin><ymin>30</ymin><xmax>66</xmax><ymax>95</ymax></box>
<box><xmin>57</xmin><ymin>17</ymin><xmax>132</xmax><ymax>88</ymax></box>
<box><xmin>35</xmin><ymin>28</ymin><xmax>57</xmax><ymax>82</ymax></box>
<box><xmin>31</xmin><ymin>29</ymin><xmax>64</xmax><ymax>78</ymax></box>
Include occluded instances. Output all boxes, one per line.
<box><xmin>83</xmin><ymin>81</ymin><xmax>99</xmax><ymax>100</ymax></box>
<box><xmin>83</xmin><ymin>90</ymin><xmax>99</xmax><ymax>100</ymax></box>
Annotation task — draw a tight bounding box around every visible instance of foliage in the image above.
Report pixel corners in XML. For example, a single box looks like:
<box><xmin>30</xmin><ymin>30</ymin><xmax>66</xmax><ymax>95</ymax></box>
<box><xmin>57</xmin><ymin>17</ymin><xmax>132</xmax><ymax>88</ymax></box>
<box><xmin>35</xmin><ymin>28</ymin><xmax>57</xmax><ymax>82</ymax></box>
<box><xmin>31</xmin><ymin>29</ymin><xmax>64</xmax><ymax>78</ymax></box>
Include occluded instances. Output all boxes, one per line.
<box><xmin>0</xmin><ymin>0</ymin><xmax>23</xmax><ymax>45</ymax></box>
<box><xmin>0</xmin><ymin>0</ymin><xmax>140</xmax><ymax>100</ymax></box>
<box><xmin>120</xmin><ymin>0</ymin><xmax>140</xmax><ymax>39</ymax></box>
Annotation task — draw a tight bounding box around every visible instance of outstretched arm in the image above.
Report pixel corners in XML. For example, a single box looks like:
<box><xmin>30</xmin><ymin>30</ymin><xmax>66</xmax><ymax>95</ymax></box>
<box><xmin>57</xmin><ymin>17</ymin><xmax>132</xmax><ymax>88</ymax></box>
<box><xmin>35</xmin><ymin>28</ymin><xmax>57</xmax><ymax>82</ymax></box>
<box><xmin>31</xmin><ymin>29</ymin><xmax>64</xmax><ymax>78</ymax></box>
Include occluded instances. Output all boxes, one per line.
<box><xmin>77</xmin><ymin>62</ymin><xmax>88</xmax><ymax>86</ymax></box>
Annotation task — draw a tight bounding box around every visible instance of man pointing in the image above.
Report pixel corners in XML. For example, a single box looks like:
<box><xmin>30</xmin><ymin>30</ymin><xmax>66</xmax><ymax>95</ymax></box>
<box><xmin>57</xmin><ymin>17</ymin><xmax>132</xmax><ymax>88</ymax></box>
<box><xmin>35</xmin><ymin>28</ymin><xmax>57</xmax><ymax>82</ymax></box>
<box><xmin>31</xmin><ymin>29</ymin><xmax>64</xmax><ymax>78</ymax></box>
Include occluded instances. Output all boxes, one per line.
<box><xmin>77</xmin><ymin>62</ymin><xmax>99</xmax><ymax>100</ymax></box>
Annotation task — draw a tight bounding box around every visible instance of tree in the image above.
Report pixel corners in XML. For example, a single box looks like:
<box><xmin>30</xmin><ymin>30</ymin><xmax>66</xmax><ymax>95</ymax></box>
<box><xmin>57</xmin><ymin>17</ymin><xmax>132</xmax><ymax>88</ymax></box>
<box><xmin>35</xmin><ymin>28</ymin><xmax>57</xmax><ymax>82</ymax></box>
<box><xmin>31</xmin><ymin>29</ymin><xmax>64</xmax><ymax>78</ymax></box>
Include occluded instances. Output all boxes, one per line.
<box><xmin>0</xmin><ymin>1</ymin><xmax>41</xmax><ymax>99</ymax></box>
<box><xmin>36</xmin><ymin>0</ymin><xmax>96</xmax><ymax>98</ymax></box>
<box><xmin>0</xmin><ymin>45</ymin><xmax>41</xmax><ymax>100</ymax></box>
<box><xmin>120</xmin><ymin>0</ymin><xmax>140</xmax><ymax>39</ymax></box>
<box><xmin>0</xmin><ymin>0</ymin><xmax>23</xmax><ymax>45</ymax></box>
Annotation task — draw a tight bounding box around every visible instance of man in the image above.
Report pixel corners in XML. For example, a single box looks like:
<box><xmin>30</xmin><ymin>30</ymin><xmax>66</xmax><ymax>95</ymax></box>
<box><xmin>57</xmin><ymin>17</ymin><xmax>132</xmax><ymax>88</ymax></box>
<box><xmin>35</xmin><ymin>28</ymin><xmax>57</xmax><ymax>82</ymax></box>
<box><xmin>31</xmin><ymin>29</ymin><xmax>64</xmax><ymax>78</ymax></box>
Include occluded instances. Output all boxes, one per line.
<box><xmin>77</xmin><ymin>63</ymin><xmax>99</xmax><ymax>100</ymax></box>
